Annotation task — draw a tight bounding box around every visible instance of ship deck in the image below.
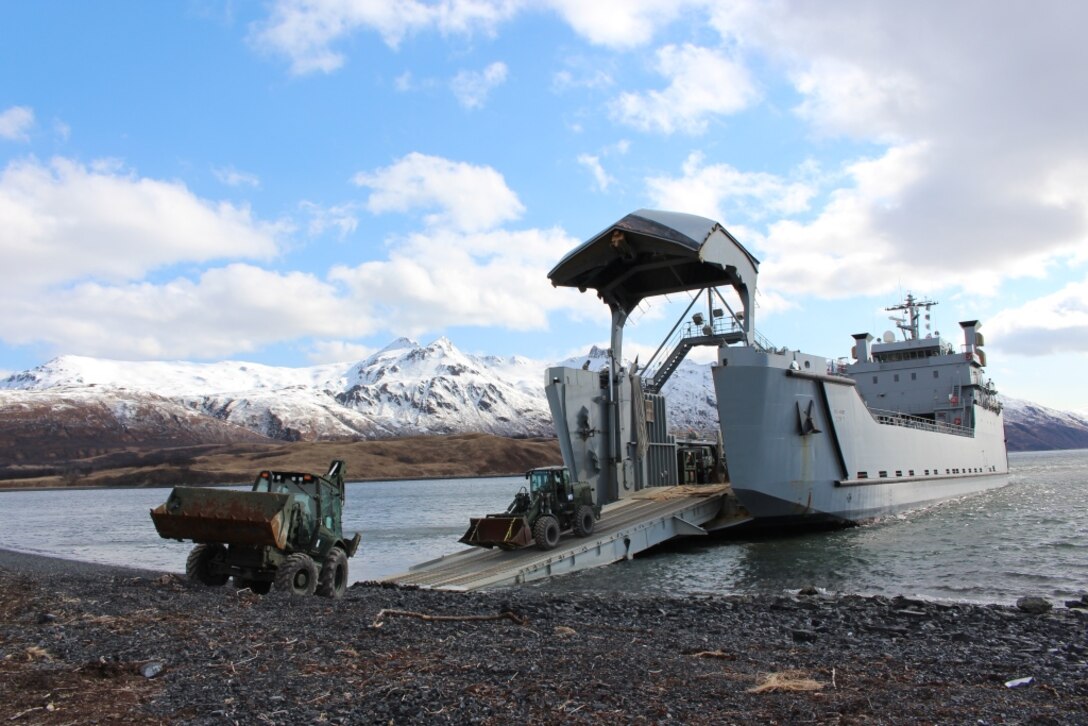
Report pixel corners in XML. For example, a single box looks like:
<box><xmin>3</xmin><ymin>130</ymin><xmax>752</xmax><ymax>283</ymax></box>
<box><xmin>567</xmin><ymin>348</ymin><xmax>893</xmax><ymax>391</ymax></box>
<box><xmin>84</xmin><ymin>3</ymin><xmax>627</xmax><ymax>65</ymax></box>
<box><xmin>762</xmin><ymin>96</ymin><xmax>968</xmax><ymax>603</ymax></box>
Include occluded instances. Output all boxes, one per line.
<box><xmin>382</xmin><ymin>484</ymin><xmax>748</xmax><ymax>591</ymax></box>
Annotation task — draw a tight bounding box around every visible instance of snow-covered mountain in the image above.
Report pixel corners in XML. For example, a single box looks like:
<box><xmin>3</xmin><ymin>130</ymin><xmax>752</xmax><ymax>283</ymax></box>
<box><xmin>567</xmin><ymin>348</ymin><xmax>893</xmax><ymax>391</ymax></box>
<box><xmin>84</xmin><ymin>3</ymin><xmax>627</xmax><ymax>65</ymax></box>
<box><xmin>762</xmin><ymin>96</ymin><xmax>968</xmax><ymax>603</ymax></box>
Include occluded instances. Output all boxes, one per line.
<box><xmin>0</xmin><ymin>337</ymin><xmax>561</xmax><ymax>441</ymax></box>
<box><xmin>1002</xmin><ymin>396</ymin><xmax>1088</xmax><ymax>451</ymax></box>
<box><xmin>1</xmin><ymin>337</ymin><xmax>1083</xmax><ymax>452</ymax></box>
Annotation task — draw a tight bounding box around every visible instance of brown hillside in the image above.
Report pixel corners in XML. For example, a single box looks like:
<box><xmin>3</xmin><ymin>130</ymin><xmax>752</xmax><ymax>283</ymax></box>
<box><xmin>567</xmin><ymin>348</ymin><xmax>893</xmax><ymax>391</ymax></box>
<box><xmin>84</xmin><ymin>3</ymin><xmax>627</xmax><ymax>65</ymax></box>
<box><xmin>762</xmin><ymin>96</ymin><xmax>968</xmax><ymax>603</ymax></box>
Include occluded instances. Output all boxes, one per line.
<box><xmin>0</xmin><ymin>434</ymin><xmax>562</xmax><ymax>490</ymax></box>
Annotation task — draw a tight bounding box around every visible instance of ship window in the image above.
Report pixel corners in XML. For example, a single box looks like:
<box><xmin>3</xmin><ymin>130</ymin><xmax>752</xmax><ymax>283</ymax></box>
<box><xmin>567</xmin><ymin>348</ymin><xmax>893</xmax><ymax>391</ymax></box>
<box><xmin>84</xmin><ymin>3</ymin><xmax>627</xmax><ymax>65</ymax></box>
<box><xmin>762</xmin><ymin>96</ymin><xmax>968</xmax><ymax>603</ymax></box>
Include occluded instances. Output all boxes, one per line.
<box><xmin>895</xmin><ymin>470</ymin><xmax>902</xmax><ymax>477</ymax></box>
<box><xmin>924</xmin><ymin>469</ymin><xmax>930</xmax><ymax>475</ymax></box>
<box><xmin>911</xmin><ymin>372</ymin><xmax>917</xmax><ymax>381</ymax></box>
<box><xmin>909</xmin><ymin>470</ymin><xmax>915</xmax><ymax>476</ymax></box>
<box><xmin>857</xmin><ymin>471</ymin><xmax>868</xmax><ymax>479</ymax></box>
<box><xmin>879</xmin><ymin>471</ymin><xmax>888</xmax><ymax>478</ymax></box>
<box><xmin>933</xmin><ymin>370</ymin><xmax>939</xmax><ymax>378</ymax></box>
<box><xmin>873</xmin><ymin>376</ymin><xmax>878</xmax><ymax>384</ymax></box>
<box><xmin>894</xmin><ymin>374</ymin><xmax>899</xmax><ymax>382</ymax></box>
<box><xmin>804</xmin><ymin>360</ymin><xmax>811</xmax><ymax>369</ymax></box>
<box><xmin>945</xmin><ymin>469</ymin><xmax>950</xmax><ymax>474</ymax></box>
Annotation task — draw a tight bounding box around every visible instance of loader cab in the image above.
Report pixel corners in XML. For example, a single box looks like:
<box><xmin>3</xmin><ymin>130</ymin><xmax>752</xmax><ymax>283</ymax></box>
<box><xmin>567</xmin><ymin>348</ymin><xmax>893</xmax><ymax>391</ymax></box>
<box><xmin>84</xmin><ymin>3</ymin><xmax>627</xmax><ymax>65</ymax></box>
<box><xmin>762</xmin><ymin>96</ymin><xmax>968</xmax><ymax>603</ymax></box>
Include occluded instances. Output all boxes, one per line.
<box><xmin>527</xmin><ymin>466</ymin><xmax>573</xmax><ymax>509</ymax></box>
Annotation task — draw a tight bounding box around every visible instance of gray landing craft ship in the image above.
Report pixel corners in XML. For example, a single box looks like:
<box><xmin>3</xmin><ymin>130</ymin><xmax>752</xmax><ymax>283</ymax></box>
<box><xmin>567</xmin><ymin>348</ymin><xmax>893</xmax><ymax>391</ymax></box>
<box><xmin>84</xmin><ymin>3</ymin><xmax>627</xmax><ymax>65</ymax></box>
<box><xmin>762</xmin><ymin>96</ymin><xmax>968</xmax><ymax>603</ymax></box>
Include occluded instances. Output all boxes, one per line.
<box><xmin>546</xmin><ymin>209</ymin><xmax>1010</xmax><ymax>529</ymax></box>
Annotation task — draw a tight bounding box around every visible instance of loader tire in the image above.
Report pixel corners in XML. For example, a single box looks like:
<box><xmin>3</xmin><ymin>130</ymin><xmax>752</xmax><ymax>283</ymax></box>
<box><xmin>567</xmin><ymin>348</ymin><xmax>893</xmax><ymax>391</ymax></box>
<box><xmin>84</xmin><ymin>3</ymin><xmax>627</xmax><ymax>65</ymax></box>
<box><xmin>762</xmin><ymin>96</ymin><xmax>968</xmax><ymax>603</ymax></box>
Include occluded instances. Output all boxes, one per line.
<box><xmin>317</xmin><ymin>547</ymin><xmax>348</xmax><ymax>599</ymax></box>
<box><xmin>186</xmin><ymin>544</ymin><xmax>229</xmax><ymax>587</ymax></box>
<box><xmin>275</xmin><ymin>553</ymin><xmax>318</xmax><ymax>596</ymax></box>
<box><xmin>573</xmin><ymin>505</ymin><xmax>596</xmax><ymax>538</ymax></box>
<box><xmin>533</xmin><ymin>515</ymin><xmax>560</xmax><ymax>550</ymax></box>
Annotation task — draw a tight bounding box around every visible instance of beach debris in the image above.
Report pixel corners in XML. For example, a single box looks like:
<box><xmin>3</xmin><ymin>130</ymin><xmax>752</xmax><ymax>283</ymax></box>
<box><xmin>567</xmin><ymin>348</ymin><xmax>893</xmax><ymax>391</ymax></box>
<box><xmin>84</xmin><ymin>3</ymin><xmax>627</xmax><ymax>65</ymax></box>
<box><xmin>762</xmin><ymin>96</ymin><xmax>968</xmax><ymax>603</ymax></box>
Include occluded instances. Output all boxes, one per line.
<box><xmin>553</xmin><ymin>626</ymin><xmax>577</xmax><ymax>638</ymax></box>
<box><xmin>1016</xmin><ymin>596</ymin><xmax>1052</xmax><ymax>614</ymax></box>
<box><xmin>371</xmin><ymin>608</ymin><xmax>528</xmax><ymax>628</ymax></box>
<box><xmin>23</xmin><ymin>646</ymin><xmax>52</xmax><ymax>662</ymax></box>
<box><xmin>140</xmin><ymin>661</ymin><xmax>165</xmax><ymax>679</ymax></box>
<box><xmin>690</xmin><ymin>649</ymin><xmax>735</xmax><ymax>660</ymax></box>
<box><xmin>748</xmin><ymin>670</ymin><xmax>824</xmax><ymax>693</ymax></box>
<box><xmin>1005</xmin><ymin>676</ymin><xmax>1034</xmax><ymax>688</ymax></box>
<box><xmin>797</xmin><ymin>585</ymin><xmax>819</xmax><ymax>597</ymax></box>
<box><xmin>37</xmin><ymin>612</ymin><xmax>56</xmax><ymax>624</ymax></box>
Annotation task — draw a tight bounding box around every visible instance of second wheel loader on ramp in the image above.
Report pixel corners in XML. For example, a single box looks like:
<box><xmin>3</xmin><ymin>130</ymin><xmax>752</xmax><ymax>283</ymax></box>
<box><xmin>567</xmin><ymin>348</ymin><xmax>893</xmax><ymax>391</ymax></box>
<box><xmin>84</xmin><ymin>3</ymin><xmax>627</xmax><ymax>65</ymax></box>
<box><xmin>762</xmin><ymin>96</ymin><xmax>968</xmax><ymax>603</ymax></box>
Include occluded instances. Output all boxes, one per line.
<box><xmin>460</xmin><ymin>466</ymin><xmax>600</xmax><ymax>551</ymax></box>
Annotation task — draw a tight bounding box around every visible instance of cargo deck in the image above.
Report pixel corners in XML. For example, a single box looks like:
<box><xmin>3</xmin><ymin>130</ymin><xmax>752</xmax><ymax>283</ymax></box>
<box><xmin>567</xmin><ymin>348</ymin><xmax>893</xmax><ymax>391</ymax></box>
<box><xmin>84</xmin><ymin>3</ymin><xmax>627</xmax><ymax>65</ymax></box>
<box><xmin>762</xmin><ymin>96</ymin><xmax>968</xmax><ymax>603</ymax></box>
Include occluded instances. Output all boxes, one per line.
<box><xmin>382</xmin><ymin>484</ymin><xmax>749</xmax><ymax>591</ymax></box>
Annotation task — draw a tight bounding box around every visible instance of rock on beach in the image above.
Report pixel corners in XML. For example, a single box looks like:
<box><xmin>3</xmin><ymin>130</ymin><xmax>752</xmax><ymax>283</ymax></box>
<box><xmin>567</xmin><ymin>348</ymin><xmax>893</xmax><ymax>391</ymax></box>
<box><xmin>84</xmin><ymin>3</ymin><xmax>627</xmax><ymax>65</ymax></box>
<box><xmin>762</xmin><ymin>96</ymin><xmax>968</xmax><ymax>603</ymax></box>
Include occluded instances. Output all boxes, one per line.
<box><xmin>0</xmin><ymin>549</ymin><xmax>1085</xmax><ymax>724</ymax></box>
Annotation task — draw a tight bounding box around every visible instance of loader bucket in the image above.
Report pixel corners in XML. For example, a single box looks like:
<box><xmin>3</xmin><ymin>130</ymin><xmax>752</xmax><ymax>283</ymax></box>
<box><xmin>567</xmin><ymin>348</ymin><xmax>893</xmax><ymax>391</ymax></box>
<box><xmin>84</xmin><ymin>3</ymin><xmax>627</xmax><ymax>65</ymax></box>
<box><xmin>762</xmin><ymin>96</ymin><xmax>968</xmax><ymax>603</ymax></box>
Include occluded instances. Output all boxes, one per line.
<box><xmin>150</xmin><ymin>487</ymin><xmax>292</xmax><ymax>549</ymax></box>
<box><xmin>459</xmin><ymin>515</ymin><xmax>534</xmax><ymax>549</ymax></box>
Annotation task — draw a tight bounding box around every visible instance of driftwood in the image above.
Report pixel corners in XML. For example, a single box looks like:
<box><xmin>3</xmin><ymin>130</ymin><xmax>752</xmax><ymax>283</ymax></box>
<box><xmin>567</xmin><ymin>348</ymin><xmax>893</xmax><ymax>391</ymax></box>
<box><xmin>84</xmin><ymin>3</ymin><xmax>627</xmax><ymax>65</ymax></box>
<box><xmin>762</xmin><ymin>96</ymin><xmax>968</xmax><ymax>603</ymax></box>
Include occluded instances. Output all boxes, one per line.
<box><xmin>748</xmin><ymin>670</ymin><xmax>824</xmax><ymax>694</ymax></box>
<box><xmin>690</xmin><ymin>649</ymin><xmax>736</xmax><ymax>660</ymax></box>
<box><xmin>371</xmin><ymin>608</ymin><xmax>528</xmax><ymax>628</ymax></box>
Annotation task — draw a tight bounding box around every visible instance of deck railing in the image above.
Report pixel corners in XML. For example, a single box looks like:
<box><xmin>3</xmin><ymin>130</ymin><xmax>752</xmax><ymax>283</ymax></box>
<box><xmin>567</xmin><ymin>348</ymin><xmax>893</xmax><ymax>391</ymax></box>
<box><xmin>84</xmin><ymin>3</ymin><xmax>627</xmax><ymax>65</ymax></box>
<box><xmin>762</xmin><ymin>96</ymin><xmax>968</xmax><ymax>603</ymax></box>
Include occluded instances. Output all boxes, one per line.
<box><xmin>869</xmin><ymin>408</ymin><xmax>974</xmax><ymax>437</ymax></box>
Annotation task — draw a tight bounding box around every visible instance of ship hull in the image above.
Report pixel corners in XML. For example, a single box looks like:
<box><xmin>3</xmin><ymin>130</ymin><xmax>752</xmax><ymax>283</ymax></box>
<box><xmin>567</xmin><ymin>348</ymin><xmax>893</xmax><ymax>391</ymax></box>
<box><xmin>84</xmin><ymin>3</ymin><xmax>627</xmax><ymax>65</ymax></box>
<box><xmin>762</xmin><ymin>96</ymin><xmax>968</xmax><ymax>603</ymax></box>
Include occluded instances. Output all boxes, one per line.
<box><xmin>712</xmin><ymin>347</ymin><xmax>1009</xmax><ymax>526</ymax></box>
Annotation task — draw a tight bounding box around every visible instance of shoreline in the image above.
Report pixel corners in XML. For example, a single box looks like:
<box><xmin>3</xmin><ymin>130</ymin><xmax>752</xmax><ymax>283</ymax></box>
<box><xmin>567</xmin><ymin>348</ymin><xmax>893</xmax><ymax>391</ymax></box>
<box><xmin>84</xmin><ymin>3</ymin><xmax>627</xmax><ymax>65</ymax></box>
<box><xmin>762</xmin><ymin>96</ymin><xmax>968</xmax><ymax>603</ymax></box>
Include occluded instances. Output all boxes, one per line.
<box><xmin>1</xmin><ymin>549</ymin><xmax>1085</xmax><ymax>724</ymax></box>
<box><xmin>0</xmin><ymin>471</ymin><xmax>521</xmax><ymax>494</ymax></box>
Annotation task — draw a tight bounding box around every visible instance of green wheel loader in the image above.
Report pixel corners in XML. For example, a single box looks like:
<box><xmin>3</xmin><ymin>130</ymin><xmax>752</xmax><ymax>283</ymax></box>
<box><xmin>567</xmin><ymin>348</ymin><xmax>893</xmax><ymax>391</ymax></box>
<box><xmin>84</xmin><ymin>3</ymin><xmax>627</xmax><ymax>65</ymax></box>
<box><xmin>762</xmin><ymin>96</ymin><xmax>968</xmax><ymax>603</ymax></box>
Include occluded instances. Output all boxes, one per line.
<box><xmin>460</xmin><ymin>466</ymin><xmax>600</xmax><ymax>551</ymax></box>
<box><xmin>150</xmin><ymin>460</ymin><xmax>360</xmax><ymax>597</ymax></box>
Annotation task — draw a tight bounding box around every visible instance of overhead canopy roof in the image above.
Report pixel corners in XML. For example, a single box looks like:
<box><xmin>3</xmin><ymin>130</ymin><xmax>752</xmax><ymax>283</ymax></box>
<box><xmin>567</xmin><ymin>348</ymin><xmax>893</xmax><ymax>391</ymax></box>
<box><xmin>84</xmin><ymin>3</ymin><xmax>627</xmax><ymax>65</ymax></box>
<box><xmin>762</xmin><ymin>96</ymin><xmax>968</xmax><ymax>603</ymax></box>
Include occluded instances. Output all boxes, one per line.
<box><xmin>548</xmin><ymin>209</ymin><xmax>760</xmax><ymax>314</ymax></box>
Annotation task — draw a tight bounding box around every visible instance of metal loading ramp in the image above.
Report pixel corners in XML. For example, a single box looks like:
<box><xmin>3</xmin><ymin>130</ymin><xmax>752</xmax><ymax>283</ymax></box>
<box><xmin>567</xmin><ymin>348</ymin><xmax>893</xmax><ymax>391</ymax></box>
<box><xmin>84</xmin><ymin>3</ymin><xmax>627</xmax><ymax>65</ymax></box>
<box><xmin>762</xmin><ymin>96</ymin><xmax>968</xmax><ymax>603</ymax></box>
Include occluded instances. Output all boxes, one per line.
<box><xmin>383</xmin><ymin>485</ymin><xmax>749</xmax><ymax>591</ymax></box>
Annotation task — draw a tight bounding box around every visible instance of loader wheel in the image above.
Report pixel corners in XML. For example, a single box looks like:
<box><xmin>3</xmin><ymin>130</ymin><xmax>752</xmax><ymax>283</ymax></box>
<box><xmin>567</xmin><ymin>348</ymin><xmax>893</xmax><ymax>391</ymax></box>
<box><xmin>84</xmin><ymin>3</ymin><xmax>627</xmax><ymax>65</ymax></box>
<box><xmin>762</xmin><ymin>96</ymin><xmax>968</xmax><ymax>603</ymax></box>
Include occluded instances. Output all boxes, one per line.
<box><xmin>317</xmin><ymin>547</ymin><xmax>349</xmax><ymax>599</ymax></box>
<box><xmin>275</xmin><ymin>553</ymin><xmax>317</xmax><ymax>596</ymax></box>
<box><xmin>186</xmin><ymin>544</ymin><xmax>229</xmax><ymax>587</ymax></box>
<box><xmin>533</xmin><ymin>515</ymin><xmax>560</xmax><ymax>551</ymax></box>
<box><xmin>573</xmin><ymin>505</ymin><xmax>596</xmax><ymax>538</ymax></box>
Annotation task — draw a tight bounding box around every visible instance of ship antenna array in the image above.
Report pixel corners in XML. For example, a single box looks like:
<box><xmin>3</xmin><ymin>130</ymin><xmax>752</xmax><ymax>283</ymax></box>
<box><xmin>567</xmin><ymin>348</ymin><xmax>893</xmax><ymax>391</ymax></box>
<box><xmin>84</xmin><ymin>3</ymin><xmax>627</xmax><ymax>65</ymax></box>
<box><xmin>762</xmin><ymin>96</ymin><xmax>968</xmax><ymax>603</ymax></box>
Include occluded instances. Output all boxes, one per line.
<box><xmin>885</xmin><ymin>293</ymin><xmax>937</xmax><ymax>341</ymax></box>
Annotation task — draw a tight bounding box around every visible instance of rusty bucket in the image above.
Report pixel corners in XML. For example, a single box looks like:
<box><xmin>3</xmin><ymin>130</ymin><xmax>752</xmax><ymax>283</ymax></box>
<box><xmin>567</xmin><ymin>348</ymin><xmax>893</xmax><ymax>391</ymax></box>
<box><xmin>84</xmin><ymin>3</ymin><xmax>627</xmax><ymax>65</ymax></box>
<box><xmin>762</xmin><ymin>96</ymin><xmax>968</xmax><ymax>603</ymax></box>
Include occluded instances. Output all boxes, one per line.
<box><xmin>459</xmin><ymin>515</ymin><xmax>534</xmax><ymax>549</ymax></box>
<box><xmin>150</xmin><ymin>487</ymin><xmax>292</xmax><ymax>549</ymax></box>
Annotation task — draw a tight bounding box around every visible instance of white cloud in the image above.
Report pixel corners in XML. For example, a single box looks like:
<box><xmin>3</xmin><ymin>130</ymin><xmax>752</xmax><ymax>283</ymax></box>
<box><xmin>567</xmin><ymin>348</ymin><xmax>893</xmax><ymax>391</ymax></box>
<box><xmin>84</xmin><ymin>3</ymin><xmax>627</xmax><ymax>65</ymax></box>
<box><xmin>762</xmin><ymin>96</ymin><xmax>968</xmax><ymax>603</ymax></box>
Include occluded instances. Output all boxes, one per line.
<box><xmin>577</xmin><ymin>153</ymin><xmax>613</xmax><ymax>192</ymax></box>
<box><xmin>299</xmin><ymin>200</ymin><xmax>359</xmax><ymax>238</ymax></box>
<box><xmin>450</xmin><ymin>61</ymin><xmax>508</xmax><ymax>109</ymax></box>
<box><xmin>330</xmin><ymin>226</ymin><xmax>597</xmax><ymax>335</ymax></box>
<box><xmin>0</xmin><ymin>157</ymin><xmax>282</xmax><ymax>291</ymax></box>
<box><xmin>0</xmin><ymin>106</ymin><xmax>34</xmax><ymax>142</ymax></box>
<box><xmin>546</xmin><ymin>0</ymin><xmax>698</xmax><ymax>49</ymax></box>
<box><xmin>0</xmin><ymin>264</ymin><xmax>368</xmax><ymax>360</ymax></box>
<box><xmin>646</xmin><ymin>152</ymin><xmax>815</xmax><ymax>222</ymax></box>
<box><xmin>213</xmin><ymin>165</ymin><xmax>261</xmax><ymax>188</ymax></box>
<box><xmin>694</xmin><ymin>2</ymin><xmax>1088</xmax><ymax>303</ymax></box>
<box><xmin>249</xmin><ymin>0</ymin><xmax>518</xmax><ymax>75</ymax></box>
<box><xmin>552</xmin><ymin>67</ymin><xmax>613</xmax><ymax>92</ymax></box>
<box><xmin>352</xmin><ymin>152</ymin><xmax>524</xmax><ymax>232</ymax></box>
<box><xmin>611</xmin><ymin>44</ymin><xmax>758</xmax><ymax>134</ymax></box>
<box><xmin>987</xmin><ymin>280</ymin><xmax>1088</xmax><ymax>356</ymax></box>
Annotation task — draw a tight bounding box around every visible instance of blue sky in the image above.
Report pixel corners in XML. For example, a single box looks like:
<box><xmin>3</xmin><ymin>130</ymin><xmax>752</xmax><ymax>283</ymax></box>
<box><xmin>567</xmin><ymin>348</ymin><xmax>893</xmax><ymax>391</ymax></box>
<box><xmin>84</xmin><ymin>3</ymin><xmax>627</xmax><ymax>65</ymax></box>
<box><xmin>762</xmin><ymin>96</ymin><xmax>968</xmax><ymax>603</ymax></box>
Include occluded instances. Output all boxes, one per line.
<box><xmin>2</xmin><ymin>1</ymin><xmax>1087</xmax><ymax>411</ymax></box>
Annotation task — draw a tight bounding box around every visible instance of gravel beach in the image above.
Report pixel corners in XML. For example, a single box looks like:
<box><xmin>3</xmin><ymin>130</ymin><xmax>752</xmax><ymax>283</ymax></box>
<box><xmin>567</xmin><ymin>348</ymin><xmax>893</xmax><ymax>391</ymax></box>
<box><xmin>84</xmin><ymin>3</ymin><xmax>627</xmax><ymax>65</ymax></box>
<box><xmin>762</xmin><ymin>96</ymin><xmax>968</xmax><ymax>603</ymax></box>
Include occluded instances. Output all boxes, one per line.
<box><xmin>1</xmin><ymin>549</ymin><xmax>1085</xmax><ymax>725</ymax></box>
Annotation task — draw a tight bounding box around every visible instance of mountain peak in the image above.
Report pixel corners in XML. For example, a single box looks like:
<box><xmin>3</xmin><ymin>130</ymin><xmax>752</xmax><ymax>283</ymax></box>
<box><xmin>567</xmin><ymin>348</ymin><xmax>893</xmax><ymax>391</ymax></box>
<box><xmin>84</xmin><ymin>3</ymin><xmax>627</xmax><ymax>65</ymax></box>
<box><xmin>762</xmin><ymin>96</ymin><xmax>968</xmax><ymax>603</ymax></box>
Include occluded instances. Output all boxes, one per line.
<box><xmin>378</xmin><ymin>337</ymin><xmax>419</xmax><ymax>355</ymax></box>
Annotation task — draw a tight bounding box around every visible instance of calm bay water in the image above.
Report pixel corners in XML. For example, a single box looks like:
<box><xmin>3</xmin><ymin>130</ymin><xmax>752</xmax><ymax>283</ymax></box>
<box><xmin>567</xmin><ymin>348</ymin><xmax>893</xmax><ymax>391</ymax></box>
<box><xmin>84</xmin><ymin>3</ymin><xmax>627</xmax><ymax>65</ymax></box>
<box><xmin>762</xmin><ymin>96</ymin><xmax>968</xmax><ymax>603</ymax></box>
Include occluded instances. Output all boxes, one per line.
<box><xmin>0</xmin><ymin>450</ymin><xmax>1084</xmax><ymax>604</ymax></box>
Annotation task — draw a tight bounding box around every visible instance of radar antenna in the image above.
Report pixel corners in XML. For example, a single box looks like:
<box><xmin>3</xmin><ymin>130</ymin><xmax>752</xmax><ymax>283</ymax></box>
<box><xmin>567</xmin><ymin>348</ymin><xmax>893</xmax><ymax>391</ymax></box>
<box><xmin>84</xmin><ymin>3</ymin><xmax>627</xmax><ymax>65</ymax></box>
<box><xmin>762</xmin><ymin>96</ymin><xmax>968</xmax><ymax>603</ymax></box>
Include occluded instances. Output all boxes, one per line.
<box><xmin>885</xmin><ymin>293</ymin><xmax>937</xmax><ymax>341</ymax></box>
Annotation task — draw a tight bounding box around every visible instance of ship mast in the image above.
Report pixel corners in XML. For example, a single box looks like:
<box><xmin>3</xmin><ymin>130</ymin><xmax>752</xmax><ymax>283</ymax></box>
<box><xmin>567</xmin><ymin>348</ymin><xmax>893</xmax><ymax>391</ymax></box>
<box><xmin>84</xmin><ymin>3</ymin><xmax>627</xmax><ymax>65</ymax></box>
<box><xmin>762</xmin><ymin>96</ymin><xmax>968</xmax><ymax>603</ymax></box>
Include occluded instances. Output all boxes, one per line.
<box><xmin>886</xmin><ymin>293</ymin><xmax>937</xmax><ymax>341</ymax></box>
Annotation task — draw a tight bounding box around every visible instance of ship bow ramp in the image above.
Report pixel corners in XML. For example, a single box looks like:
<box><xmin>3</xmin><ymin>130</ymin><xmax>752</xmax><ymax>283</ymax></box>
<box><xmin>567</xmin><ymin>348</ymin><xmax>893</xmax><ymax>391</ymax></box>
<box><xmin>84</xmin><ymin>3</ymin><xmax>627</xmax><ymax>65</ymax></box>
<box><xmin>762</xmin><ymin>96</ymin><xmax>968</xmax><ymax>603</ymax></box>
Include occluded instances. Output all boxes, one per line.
<box><xmin>545</xmin><ymin>209</ymin><xmax>761</xmax><ymax>511</ymax></box>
